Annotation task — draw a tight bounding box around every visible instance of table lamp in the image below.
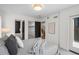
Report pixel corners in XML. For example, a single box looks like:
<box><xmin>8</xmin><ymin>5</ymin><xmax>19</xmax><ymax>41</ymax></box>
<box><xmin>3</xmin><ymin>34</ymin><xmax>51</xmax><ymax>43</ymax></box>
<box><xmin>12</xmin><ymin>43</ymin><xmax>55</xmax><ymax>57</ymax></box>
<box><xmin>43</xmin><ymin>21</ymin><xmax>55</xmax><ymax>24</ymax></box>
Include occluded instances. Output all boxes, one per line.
<box><xmin>1</xmin><ymin>28</ymin><xmax>10</xmax><ymax>37</ymax></box>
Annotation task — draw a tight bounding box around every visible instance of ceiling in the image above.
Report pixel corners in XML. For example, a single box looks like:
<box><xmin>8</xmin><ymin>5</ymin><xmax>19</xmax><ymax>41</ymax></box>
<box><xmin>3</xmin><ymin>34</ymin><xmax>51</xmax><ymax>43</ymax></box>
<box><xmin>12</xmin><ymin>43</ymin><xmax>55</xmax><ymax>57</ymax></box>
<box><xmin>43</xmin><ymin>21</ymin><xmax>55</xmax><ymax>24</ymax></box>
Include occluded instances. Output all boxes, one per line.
<box><xmin>0</xmin><ymin>4</ymin><xmax>76</xmax><ymax>17</ymax></box>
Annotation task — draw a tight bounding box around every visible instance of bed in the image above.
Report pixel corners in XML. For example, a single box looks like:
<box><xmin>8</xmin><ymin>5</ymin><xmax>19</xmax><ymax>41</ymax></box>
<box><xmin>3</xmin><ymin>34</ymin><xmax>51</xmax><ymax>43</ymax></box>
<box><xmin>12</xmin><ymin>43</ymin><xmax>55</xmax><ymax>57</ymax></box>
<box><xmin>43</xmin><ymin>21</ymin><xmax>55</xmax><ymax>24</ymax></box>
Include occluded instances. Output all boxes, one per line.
<box><xmin>0</xmin><ymin>34</ymin><xmax>35</xmax><ymax>55</ymax></box>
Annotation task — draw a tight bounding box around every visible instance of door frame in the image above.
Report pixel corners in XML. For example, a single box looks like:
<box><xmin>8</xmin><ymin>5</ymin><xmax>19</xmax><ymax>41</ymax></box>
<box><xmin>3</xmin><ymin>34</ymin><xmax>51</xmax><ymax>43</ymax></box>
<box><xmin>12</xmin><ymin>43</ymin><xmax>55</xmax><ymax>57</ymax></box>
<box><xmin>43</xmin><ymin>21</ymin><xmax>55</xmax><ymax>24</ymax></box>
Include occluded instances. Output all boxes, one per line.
<box><xmin>69</xmin><ymin>15</ymin><xmax>79</xmax><ymax>53</ymax></box>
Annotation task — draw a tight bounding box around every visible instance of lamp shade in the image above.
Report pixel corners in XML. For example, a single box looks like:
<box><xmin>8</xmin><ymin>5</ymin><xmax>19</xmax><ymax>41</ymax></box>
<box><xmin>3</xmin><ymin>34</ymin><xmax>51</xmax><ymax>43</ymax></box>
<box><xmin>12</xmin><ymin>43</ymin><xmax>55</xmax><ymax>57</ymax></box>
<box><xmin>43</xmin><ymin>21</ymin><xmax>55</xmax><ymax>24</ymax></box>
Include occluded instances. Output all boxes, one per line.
<box><xmin>32</xmin><ymin>4</ymin><xmax>44</xmax><ymax>11</ymax></box>
<box><xmin>1</xmin><ymin>28</ymin><xmax>10</xmax><ymax>33</ymax></box>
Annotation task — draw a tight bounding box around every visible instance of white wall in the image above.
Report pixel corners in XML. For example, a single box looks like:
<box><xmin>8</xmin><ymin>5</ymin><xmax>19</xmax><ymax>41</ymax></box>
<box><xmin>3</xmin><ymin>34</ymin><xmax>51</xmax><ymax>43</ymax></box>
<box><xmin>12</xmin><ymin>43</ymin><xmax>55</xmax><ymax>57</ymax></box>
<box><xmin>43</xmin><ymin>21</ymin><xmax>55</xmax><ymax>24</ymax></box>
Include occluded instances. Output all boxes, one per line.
<box><xmin>0</xmin><ymin>9</ymin><xmax>5</xmax><ymax>38</ymax></box>
<box><xmin>59</xmin><ymin>5</ymin><xmax>79</xmax><ymax>50</ymax></box>
<box><xmin>46</xmin><ymin>5</ymin><xmax>79</xmax><ymax>51</ymax></box>
<box><xmin>46</xmin><ymin>13</ymin><xmax>59</xmax><ymax>47</ymax></box>
<box><xmin>0</xmin><ymin>16</ymin><xmax>1</xmax><ymax>38</ymax></box>
<box><xmin>0</xmin><ymin>12</ymin><xmax>38</xmax><ymax>53</ymax></box>
<box><xmin>2</xmin><ymin>12</ymin><xmax>37</xmax><ymax>40</ymax></box>
<box><xmin>1</xmin><ymin>12</ymin><xmax>45</xmax><ymax>40</ymax></box>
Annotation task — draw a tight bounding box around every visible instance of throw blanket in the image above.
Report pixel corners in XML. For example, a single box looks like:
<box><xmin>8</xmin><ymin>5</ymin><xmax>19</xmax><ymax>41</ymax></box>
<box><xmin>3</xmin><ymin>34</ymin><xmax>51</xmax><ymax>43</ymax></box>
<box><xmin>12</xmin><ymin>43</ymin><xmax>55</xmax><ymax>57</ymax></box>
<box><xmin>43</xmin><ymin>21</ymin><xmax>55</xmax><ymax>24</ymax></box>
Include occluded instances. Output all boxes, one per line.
<box><xmin>33</xmin><ymin>38</ymin><xmax>45</xmax><ymax>55</ymax></box>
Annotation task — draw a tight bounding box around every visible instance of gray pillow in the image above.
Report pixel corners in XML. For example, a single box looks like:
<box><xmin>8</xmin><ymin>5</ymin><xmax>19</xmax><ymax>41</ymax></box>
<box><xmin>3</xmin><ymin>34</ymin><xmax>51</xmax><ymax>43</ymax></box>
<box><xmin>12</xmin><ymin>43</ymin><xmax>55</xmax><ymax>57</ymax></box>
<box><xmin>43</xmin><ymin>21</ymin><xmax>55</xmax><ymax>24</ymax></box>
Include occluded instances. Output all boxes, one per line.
<box><xmin>5</xmin><ymin>34</ymin><xmax>18</xmax><ymax>55</ymax></box>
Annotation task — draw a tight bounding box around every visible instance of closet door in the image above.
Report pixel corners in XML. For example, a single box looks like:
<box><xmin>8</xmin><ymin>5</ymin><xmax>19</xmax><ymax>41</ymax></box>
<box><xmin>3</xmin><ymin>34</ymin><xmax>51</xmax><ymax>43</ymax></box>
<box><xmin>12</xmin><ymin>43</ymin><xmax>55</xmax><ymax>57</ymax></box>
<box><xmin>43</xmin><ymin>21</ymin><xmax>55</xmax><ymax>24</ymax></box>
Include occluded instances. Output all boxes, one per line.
<box><xmin>0</xmin><ymin>16</ymin><xmax>1</xmax><ymax>38</ymax></box>
<box><xmin>35</xmin><ymin>22</ymin><xmax>41</xmax><ymax>38</ymax></box>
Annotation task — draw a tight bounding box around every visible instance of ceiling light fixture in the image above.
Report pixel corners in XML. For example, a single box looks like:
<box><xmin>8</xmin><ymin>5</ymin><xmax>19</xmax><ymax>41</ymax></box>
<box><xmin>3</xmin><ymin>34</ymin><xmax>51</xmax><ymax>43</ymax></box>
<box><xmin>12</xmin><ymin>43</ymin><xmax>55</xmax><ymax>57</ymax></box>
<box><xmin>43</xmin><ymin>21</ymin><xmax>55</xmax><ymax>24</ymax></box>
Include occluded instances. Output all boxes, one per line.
<box><xmin>32</xmin><ymin>4</ymin><xmax>44</xmax><ymax>11</ymax></box>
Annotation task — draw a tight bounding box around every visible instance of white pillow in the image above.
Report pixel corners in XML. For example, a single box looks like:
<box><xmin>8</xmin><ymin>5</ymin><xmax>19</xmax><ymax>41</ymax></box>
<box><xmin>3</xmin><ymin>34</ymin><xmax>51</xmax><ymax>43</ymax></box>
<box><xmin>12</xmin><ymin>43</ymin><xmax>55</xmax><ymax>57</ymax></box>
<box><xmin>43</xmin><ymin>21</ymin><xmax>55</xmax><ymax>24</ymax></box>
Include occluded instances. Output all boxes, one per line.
<box><xmin>16</xmin><ymin>36</ymin><xmax>24</xmax><ymax>48</ymax></box>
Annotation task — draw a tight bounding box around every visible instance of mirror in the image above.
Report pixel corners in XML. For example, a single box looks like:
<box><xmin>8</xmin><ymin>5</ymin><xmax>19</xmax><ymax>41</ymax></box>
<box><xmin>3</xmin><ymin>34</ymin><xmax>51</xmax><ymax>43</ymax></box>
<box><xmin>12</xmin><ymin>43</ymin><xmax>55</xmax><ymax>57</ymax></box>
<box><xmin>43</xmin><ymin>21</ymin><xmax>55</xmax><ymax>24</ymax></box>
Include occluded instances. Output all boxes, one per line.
<box><xmin>15</xmin><ymin>20</ymin><xmax>25</xmax><ymax>40</ymax></box>
<box><xmin>28</xmin><ymin>21</ymin><xmax>35</xmax><ymax>39</ymax></box>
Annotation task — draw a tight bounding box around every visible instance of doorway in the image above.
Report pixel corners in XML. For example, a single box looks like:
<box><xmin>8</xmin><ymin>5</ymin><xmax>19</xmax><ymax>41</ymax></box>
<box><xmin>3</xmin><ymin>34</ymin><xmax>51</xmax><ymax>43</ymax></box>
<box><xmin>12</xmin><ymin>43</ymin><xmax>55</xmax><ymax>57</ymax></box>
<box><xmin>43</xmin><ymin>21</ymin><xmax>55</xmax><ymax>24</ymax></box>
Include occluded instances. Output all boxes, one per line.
<box><xmin>28</xmin><ymin>21</ymin><xmax>45</xmax><ymax>39</ymax></box>
<box><xmin>15</xmin><ymin>20</ymin><xmax>25</xmax><ymax>40</ymax></box>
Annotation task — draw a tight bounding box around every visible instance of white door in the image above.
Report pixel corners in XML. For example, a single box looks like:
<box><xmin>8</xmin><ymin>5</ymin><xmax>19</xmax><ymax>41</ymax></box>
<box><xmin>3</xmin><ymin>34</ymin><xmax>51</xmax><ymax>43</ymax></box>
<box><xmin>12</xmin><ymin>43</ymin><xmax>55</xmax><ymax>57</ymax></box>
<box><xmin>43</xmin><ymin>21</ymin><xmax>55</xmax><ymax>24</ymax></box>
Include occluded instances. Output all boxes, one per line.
<box><xmin>46</xmin><ymin>15</ymin><xmax>59</xmax><ymax>47</ymax></box>
<box><xmin>45</xmin><ymin>14</ymin><xmax>59</xmax><ymax>54</ymax></box>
